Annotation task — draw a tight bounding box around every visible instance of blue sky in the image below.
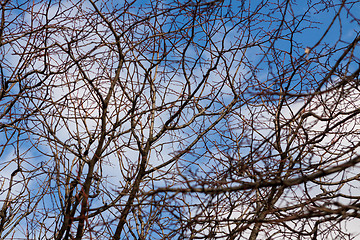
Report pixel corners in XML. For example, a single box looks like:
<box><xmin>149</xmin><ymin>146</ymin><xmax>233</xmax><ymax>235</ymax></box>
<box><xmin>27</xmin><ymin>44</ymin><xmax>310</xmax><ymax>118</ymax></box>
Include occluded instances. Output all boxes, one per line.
<box><xmin>1</xmin><ymin>0</ymin><xmax>360</xmax><ymax>239</ymax></box>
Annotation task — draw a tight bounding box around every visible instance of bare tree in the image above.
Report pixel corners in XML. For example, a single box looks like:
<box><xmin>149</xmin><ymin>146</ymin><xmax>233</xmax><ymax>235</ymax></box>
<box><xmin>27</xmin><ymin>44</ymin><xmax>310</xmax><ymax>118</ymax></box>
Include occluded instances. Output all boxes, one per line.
<box><xmin>1</xmin><ymin>0</ymin><xmax>360</xmax><ymax>239</ymax></box>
